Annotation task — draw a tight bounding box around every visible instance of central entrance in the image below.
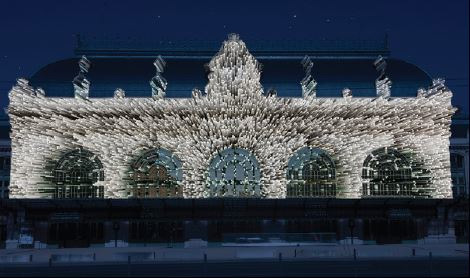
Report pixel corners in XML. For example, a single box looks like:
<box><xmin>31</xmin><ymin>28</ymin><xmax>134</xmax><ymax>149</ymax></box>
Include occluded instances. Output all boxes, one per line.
<box><xmin>207</xmin><ymin>147</ymin><xmax>261</xmax><ymax>197</ymax></box>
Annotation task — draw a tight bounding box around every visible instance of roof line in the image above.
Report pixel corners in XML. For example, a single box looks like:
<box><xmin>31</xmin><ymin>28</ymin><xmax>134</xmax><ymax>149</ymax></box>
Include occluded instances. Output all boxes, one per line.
<box><xmin>75</xmin><ymin>34</ymin><xmax>391</xmax><ymax>58</ymax></box>
<box><xmin>74</xmin><ymin>54</ymin><xmax>390</xmax><ymax>59</ymax></box>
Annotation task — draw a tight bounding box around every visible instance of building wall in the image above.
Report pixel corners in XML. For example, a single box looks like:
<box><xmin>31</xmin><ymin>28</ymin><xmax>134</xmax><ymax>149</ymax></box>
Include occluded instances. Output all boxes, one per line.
<box><xmin>450</xmin><ymin>118</ymin><xmax>469</xmax><ymax>197</ymax></box>
<box><xmin>1</xmin><ymin>117</ymin><xmax>465</xmax><ymax>200</ymax></box>
<box><xmin>7</xmin><ymin>89</ymin><xmax>455</xmax><ymax>199</ymax></box>
<box><xmin>6</xmin><ymin>37</ymin><xmax>456</xmax><ymax>199</ymax></box>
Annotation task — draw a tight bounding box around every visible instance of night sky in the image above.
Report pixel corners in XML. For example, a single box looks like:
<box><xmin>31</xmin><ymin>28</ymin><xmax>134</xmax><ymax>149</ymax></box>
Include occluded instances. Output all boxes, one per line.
<box><xmin>0</xmin><ymin>0</ymin><xmax>468</xmax><ymax>115</ymax></box>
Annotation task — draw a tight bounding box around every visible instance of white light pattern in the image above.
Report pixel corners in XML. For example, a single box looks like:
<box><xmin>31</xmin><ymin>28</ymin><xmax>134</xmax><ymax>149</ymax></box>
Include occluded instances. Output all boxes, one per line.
<box><xmin>374</xmin><ymin>55</ymin><xmax>392</xmax><ymax>98</ymax></box>
<box><xmin>207</xmin><ymin>147</ymin><xmax>261</xmax><ymax>197</ymax></box>
<box><xmin>150</xmin><ymin>55</ymin><xmax>167</xmax><ymax>100</ymax></box>
<box><xmin>114</xmin><ymin>88</ymin><xmax>126</xmax><ymax>98</ymax></box>
<box><xmin>7</xmin><ymin>34</ymin><xmax>455</xmax><ymax>199</ymax></box>
<box><xmin>300</xmin><ymin>55</ymin><xmax>317</xmax><ymax>98</ymax></box>
<box><xmin>72</xmin><ymin>55</ymin><xmax>91</xmax><ymax>100</ymax></box>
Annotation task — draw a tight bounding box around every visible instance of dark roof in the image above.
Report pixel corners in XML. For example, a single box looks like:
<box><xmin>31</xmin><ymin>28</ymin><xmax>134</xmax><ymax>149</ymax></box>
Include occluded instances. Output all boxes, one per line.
<box><xmin>75</xmin><ymin>36</ymin><xmax>390</xmax><ymax>58</ymax></box>
<box><xmin>30</xmin><ymin>57</ymin><xmax>431</xmax><ymax>98</ymax></box>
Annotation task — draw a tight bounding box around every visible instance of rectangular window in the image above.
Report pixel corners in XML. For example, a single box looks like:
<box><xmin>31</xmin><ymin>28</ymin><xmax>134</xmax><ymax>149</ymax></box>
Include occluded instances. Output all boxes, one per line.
<box><xmin>452</xmin><ymin>173</ymin><xmax>466</xmax><ymax>185</ymax></box>
<box><xmin>458</xmin><ymin>177</ymin><xmax>466</xmax><ymax>185</ymax></box>
<box><xmin>451</xmin><ymin>154</ymin><xmax>464</xmax><ymax>169</ymax></box>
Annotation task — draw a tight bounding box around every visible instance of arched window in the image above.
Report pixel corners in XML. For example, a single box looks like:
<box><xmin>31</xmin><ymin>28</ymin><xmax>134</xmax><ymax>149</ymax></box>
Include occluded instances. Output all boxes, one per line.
<box><xmin>207</xmin><ymin>147</ymin><xmax>261</xmax><ymax>197</ymax></box>
<box><xmin>286</xmin><ymin>147</ymin><xmax>336</xmax><ymax>197</ymax></box>
<box><xmin>128</xmin><ymin>148</ymin><xmax>183</xmax><ymax>198</ymax></box>
<box><xmin>52</xmin><ymin>148</ymin><xmax>104</xmax><ymax>199</ymax></box>
<box><xmin>362</xmin><ymin>147</ymin><xmax>431</xmax><ymax>197</ymax></box>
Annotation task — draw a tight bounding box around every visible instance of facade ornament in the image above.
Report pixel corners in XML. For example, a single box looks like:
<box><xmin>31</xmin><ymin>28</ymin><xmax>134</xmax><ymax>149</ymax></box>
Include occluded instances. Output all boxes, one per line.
<box><xmin>191</xmin><ymin>88</ymin><xmax>203</xmax><ymax>98</ymax></box>
<box><xmin>374</xmin><ymin>55</ymin><xmax>392</xmax><ymax>98</ymax></box>
<box><xmin>114</xmin><ymin>88</ymin><xmax>126</xmax><ymax>98</ymax></box>
<box><xmin>15</xmin><ymin>78</ymin><xmax>36</xmax><ymax>96</ymax></box>
<box><xmin>427</xmin><ymin>78</ymin><xmax>447</xmax><ymax>96</ymax></box>
<box><xmin>10</xmin><ymin>78</ymin><xmax>45</xmax><ymax>98</ymax></box>
<box><xmin>342</xmin><ymin>88</ymin><xmax>352</xmax><ymax>99</ymax></box>
<box><xmin>150</xmin><ymin>55</ymin><xmax>167</xmax><ymax>100</ymax></box>
<box><xmin>205</xmin><ymin>33</ymin><xmax>264</xmax><ymax>100</ymax></box>
<box><xmin>266</xmin><ymin>88</ymin><xmax>277</xmax><ymax>97</ymax></box>
<box><xmin>417</xmin><ymin>87</ymin><xmax>427</xmax><ymax>98</ymax></box>
<box><xmin>72</xmin><ymin>55</ymin><xmax>91</xmax><ymax>100</ymax></box>
<box><xmin>35</xmin><ymin>87</ymin><xmax>45</xmax><ymax>97</ymax></box>
<box><xmin>417</xmin><ymin>78</ymin><xmax>447</xmax><ymax>97</ymax></box>
<box><xmin>300</xmin><ymin>55</ymin><xmax>317</xmax><ymax>98</ymax></box>
<box><xmin>228</xmin><ymin>33</ymin><xmax>239</xmax><ymax>41</ymax></box>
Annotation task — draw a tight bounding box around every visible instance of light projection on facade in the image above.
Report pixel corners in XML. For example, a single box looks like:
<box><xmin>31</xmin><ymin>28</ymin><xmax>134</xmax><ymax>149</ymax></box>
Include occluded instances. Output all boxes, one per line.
<box><xmin>8</xmin><ymin>34</ymin><xmax>455</xmax><ymax>199</ymax></box>
<box><xmin>374</xmin><ymin>55</ymin><xmax>392</xmax><ymax>98</ymax></box>
<box><xmin>150</xmin><ymin>55</ymin><xmax>168</xmax><ymax>100</ymax></box>
<box><xmin>300</xmin><ymin>56</ymin><xmax>317</xmax><ymax>98</ymax></box>
<box><xmin>361</xmin><ymin>147</ymin><xmax>432</xmax><ymax>197</ymax></box>
<box><xmin>49</xmin><ymin>148</ymin><xmax>104</xmax><ymax>199</ymax></box>
<box><xmin>207</xmin><ymin>148</ymin><xmax>261</xmax><ymax>197</ymax></box>
<box><xmin>72</xmin><ymin>56</ymin><xmax>91</xmax><ymax>100</ymax></box>
<box><xmin>128</xmin><ymin>148</ymin><xmax>183</xmax><ymax>198</ymax></box>
<box><xmin>287</xmin><ymin>147</ymin><xmax>336</xmax><ymax>197</ymax></box>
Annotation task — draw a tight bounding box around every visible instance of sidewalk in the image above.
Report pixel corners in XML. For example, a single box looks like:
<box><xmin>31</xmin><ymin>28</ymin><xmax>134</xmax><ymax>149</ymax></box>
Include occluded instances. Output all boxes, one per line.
<box><xmin>0</xmin><ymin>243</ymin><xmax>468</xmax><ymax>264</ymax></box>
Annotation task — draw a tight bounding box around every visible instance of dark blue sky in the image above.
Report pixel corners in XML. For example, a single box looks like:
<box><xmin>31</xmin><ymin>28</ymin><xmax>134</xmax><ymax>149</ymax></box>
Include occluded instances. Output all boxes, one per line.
<box><xmin>0</xmin><ymin>0</ymin><xmax>468</xmax><ymax>114</ymax></box>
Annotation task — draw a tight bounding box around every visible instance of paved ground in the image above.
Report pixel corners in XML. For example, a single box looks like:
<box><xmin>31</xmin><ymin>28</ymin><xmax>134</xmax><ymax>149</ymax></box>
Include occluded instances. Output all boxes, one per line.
<box><xmin>1</xmin><ymin>244</ymin><xmax>468</xmax><ymax>276</ymax></box>
<box><xmin>1</xmin><ymin>258</ymin><xmax>468</xmax><ymax>277</ymax></box>
<box><xmin>0</xmin><ymin>243</ymin><xmax>468</xmax><ymax>263</ymax></box>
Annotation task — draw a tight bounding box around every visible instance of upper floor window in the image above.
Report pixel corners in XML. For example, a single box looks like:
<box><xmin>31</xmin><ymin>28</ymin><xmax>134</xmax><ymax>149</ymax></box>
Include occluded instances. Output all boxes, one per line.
<box><xmin>450</xmin><ymin>153</ymin><xmax>465</xmax><ymax>170</ymax></box>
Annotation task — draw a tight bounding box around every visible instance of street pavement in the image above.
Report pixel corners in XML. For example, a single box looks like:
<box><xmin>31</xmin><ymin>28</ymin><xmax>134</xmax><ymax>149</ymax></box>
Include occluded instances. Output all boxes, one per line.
<box><xmin>1</xmin><ymin>258</ymin><xmax>468</xmax><ymax>277</ymax></box>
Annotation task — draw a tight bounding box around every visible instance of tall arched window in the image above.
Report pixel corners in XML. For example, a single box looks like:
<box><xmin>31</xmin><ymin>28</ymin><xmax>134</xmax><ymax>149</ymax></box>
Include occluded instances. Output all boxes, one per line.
<box><xmin>362</xmin><ymin>147</ymin><xmax>431</xmax><ymax>197</ymax></box>
<box><xmin>207</xmin><ymin>147</ymin><xmax>261</xmax><ymax>197</ymax></box>
<box><xmin>286</xmin><ymin>147</ymin><xmax>336</xmax><ymax>197</ymax></box>
<box><xmin>128</xmin><ymin>148</ymin><xmax>183</xmax><ymax>198</ymax></box>
<box><xmin>52</xmin><ymin>148</ymin><xmax>104</xmax><ymax>199</ymax></box>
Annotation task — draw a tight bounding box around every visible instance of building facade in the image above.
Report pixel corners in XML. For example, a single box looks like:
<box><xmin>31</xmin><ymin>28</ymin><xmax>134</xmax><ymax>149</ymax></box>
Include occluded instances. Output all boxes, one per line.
<box><xmin>0</xmin><ymin>35</ymin><xmax>467</xmax><ymax>249</ymax></box>
<box><xmin>8</xmin><ymin>35</ymin><xmax>455</xmax><ymax>199</ymax></box>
